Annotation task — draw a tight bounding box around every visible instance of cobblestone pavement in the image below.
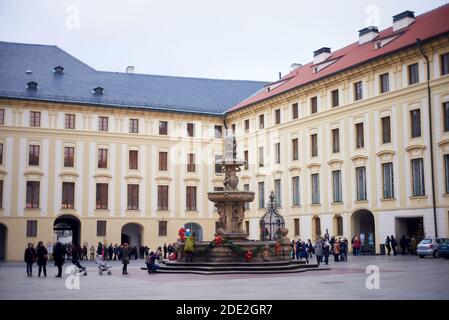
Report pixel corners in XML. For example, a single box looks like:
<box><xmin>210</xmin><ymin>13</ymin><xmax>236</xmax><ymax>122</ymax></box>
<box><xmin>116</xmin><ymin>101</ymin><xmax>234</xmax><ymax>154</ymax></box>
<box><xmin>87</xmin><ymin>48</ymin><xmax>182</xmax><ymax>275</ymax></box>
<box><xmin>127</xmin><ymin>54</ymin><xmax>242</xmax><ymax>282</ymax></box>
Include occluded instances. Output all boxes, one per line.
<box><xmin>1</xmin><ymin>255</ymin><xmax>448</xmax><ymax>299</ymax></box>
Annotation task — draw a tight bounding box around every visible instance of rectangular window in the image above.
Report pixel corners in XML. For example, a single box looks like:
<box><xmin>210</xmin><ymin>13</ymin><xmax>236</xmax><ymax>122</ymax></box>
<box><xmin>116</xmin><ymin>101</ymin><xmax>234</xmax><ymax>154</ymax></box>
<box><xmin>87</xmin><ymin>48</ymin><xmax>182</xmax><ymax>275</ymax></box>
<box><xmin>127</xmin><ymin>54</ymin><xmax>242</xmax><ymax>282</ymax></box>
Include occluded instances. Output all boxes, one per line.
<box><xmin>159</xmin><ymin>121</ymin><xmax>168</xmax><ymax>135</ymax></box>
<box><xmin>187</xmin><ymin>153</ymin><xmax>196</xmax><ymax>173</ymax></box>
<box><xmin>215</xmin><ymin>155</ymin><xmax>222</xmax><ymax>174</ymax></box>
<box><xmin>294</xmin><ymin>218</ymin><xmax>300</xmax><ymax>236</ymax></box>
<box><xmin>445</xmin><ymin>155</ymin><xmax>449</xmax><ymax>194</ymax></box>
<box><xmin>26</xmin><ymin>220</ymin><xmax>37</xmax><ymax>237</ymax></box>
<box><xmin>408</xmin><ymin>63</ymin><xmax>419</xmax><ymax>85</ymax></box>
<box><xmin>65</xmin><ymin>114</ymin><xmax>75</xmax><ymax>129</ymax></box>
<box><xmin>411</xmin><ymin>158</ymin><xmax>425</xmax><ymax>196</ymax></box>
<box><xmin>381</xmin><ymin>116</ymin><xmax>391</xmax><ymax>144</ymax></box>
<box><xmin>380</xmin><ymin>73</ymin><xmax>390</xmax><ymax>94</ymax></box>
<box><xmin>64</xmin><ymin>146</ymin><xmax>75</xmax><ymax>167</ymax></box>
<box><xmin>382</xmin><ymin>162</ymin><xmax>394</xmax><ymax>199</ymax></box>
<box><xmin>275</xmin><ymin>109</ymin><xmax>281</xmax><ymax>125</ymax></box>
<box><xmin>244</xmin><ymin>184</ymin><xmax>250</xmax><ymax>210</ymax></box>
<box><xmin>259</xmin><ymin>114</ymin><xmax>264</xmax><ymax>129</ymax></box>
<box><xmin>274</xmin><ymin>179</ymin><xmax>281</xmax><ymax>207</ymax></box>
<box><xmin>158</xmin><ymin>221</ymin><xmax>167</xmax><ymax>237</ymax></box>
<box><xmin>258</xmin><ymin>182</ymin><xmax>265</xmax><ymax>209</ymax></box>
<box><xmin>187</xmin><ymin>123</ymin><xmax>194</xmax><ymax>137</ymax></box>
<box><xmin>0</xmin><ymin>143</ymin><xmax>2</xmax><ymax>165</ymax></box>
<box><xmin>0</xmin><ymin>180</ymin><xmax>3</xmax><ymax>209</ymax></box>
<box><xmin>356</xmin><ymin>166</ymin><xmax>367</xmax><ymax>201</ymax></box>
<box><xmin>331</xmin><ymin>89</ymin><xmax>339</xmax><ymax>108</ymax></box>
<box><xmin>442</xmin><ymin>53</ymin><xmax>449</xmax><ymax>76</ymax></box>
<box><xmin>332</xmin><ymin>129</ymin><xmax>340</xmax><ymax>153</ymax></box>
<box><xmin>311</xmin><ymin>96</ymin><xmax>318</xmax><ymax>114</ymax></box>
<box><xmin>258</xmin><ymin>146</ymin><xmax>264</xmax><ymax>167</ymax></box>
<box><xmin>332</xmin><ymin>170</ymin><xmax>342</xmax><ymax>203</ymax></box>
<box><xmin>292</xmin><ymin>138</ymin><xmax>299</xmax><ymax>161</ymax></box>
<box><xmin>311</xmin><ymin>134</ymin><xmax>318</xmax><ymax>157</ymax></box>
<box><xmin>28</xmin><ymin>145</ymin><xmax>40</xmax><ymax>166</ymax></box>
<box><xmin>443</xmin><ymin>102</ymin><xmax>449</xmax><ymax>132</ymax></box>
<box><xmin>98</xmin><ymin>116</ymin><xmax>108</xmax><ymax>131</ymax></box>
<box><xmin>96</xmin><ymin>221</ymin><xmax>106</xmax><ymax>237</ymax></box>
<box><xmin>186</xmin><ymin>186</ymin><xmax>197</xmax><ymax>211</ymax></box>
<box><xmin>410</xmin><ymin>109</ymin><xmax>421</xmax><ymax>138</ymax></box>
<box><xmin>292</xmin><ymin>103</ymin><xmax>299</xmax><ymax>119</ymax></box>
<box><xmin>311</xmin><ymin>173</ymin><xmax>320</xmax><ymax>204</ymax></box>
<box><xmin>26</xmin><ymin>181</ymin><xmax>40</xmax><ymax>208</ymax></box>
<box><xmin>356</xmin><ymin>123</ymin><xmax>364</xmax><ymax>149</ymax></box>
<box><xmin>157</xmin><ymin>185</ymin><xmax>169</xmax><ymax>210</ymax></box>
<box><xmin>61</xmin><ymin>182</ymin><xmax>75</xmax><ymax>209</ymax></box>
<box><xmin>275</xmin><ymin>143</ymin><xmax>280</xmax><ymax>164</ymax></box>
<box><xmin>244</xmin><ymin>119</ymin><xmax>250</xmax><ymax>132</ymax></box>
<box><xmin>244</xmin><ymin>151</ymin><xmax>249</xmax><ymax>170</ymax></box>
<box><xmin>159</xmin><ymin>151</ymin><xmax>168</xmax><ymax>171</ymax></box>
<box><xmin>214</xmin><ymin>125</ymin><xmax>222</xmax><ymax>138</ymax></box>
<box><xmin>30</xmin><ymin>111</ymin><xmax>41</xmax><ymax>127</ymax></box>
<box><xmin>231</xmin><ymin>124</ymin><xmax>236</xmax><ymax>133</ymax></box>
<box><xmin>127</xmin><ymin>184</ymin><xmax>139</xmax><ymax>210</ymax></box>
<box><xmin>292</xmin><ymin>176</ymin><xmax>300</xmax><ymax>206</ymax></box>
<box><xmin>98</xmin><ymin>149</ymin><xmax>108</xmax><ymax>168</ymax></box>
<box><xmin>129</xmin><ymin>150</ymin><xmax>138</xmax><ymax>170</ymax></box>
<box><xmin>354</xmin><ymin>81</ymin><xmax>363</xmax><ymax>101</ymax></box>
<box><xmin>96</xmin><ymin>183</ymin><xmax>108</xmax><ymax>209</ymax></box>
<box><xmin>0</xmin><ymin>109</ymin><xmax>4</xmax><ymax>125</ymax></box>
<box><xmin>129</xmin><ymin>119</ymin><xmax>139</xmax><ymax>133</ymax></box>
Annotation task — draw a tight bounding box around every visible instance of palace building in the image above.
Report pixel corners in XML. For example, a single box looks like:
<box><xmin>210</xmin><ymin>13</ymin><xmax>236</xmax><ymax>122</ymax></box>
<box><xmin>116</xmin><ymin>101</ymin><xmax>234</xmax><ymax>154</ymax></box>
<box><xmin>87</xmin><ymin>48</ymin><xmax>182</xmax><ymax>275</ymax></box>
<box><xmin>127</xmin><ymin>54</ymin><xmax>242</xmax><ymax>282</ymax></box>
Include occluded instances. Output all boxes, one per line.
<box><xmin>1</xmin><ymin>4</ymin><xmax>449</xmax><ymax>260</ymax></box>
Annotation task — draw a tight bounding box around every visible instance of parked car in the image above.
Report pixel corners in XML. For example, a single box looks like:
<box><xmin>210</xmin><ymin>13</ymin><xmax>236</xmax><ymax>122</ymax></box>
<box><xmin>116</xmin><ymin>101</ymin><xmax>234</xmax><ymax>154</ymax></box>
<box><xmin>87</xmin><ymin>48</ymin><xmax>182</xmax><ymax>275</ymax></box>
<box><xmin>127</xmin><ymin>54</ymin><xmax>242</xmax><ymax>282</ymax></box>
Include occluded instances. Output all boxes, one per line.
<box><xmin>417</xmin><ymin>238</ymin><xmax>449</xmax><ymax>258</ymax></box>
<box><xmin>439</xmin><ymin>239</ymin><xmax>449</xmax><ymax>260</ymax></box>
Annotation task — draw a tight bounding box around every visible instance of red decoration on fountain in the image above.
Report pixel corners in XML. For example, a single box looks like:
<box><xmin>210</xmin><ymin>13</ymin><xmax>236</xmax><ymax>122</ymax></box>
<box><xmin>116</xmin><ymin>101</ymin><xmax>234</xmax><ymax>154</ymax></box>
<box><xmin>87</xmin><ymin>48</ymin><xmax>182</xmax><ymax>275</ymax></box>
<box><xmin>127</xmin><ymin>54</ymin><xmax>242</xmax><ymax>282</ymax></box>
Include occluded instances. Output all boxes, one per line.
<box><xmin>245</xmin><ymin>250</ymin><xmax>253</xmax><ymax>262</ymax></box>
<box><xmin>214</xmin><ymin>235</ymin><xmax>223</xmax><ymax>246</ymax></box>
<box><xmin>178</xmin><ymin>227</ymin><xmax>186</xmax><ymax>242</ymax></box>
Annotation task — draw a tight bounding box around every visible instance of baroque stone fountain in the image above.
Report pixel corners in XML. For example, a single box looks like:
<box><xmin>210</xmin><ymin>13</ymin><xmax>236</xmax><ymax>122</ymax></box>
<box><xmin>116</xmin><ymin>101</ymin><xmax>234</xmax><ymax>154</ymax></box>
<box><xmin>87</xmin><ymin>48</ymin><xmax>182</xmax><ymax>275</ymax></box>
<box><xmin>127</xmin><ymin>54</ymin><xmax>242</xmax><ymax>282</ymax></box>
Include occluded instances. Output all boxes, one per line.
<box><xmin>156</xmin><ymin>131</ymin><xmax>324</xmax><ymax>273</ymax></box>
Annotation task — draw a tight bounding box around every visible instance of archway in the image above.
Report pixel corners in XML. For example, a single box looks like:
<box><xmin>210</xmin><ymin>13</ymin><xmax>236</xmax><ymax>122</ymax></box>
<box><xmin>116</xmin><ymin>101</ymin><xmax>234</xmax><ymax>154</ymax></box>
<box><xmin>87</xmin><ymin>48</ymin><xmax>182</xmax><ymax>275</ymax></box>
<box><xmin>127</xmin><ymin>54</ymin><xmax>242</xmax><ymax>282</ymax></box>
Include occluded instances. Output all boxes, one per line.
<box><xmin>185</xmin><ymin>222</ymin><xmax>203</xmax><ymax>241</ymax></box>
<box><xmin>0</xmin><ymin>223</ymin><xmax>6</xmax><ymax>261</ymax></box>
<box><xmin>121</xmin><ymin>223</ymin><xmax>143</xmax><ymax>247</ymax></box>
<box><xmin>352</xmin><ymin>209</ymin><xmax>375</xmax><ymax>254</ymax></box>
<box><xmin>53</xmin><ymin>215</ymin><xmax>81</xmax><ymax>246</ymax></box>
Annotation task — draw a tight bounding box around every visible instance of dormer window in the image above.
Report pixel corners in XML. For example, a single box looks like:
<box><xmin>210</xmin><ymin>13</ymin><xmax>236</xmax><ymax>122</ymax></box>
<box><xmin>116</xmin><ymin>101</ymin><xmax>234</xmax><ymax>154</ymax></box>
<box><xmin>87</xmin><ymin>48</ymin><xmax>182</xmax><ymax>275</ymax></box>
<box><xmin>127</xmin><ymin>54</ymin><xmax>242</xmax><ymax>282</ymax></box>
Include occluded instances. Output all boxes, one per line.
<box><xmin>54</xmin><ymin>66</ymin><xmax>64</xmax><ymax>74</ymax></box>
<box><xmin>27</xmin><ymin>81</ymin><xmax>38</xmax><ymax>90</ymax></box>
<box><xmin>92</xmin><ymin>87</ymin><xmax>104</xmax><ymax>95</ymax></box>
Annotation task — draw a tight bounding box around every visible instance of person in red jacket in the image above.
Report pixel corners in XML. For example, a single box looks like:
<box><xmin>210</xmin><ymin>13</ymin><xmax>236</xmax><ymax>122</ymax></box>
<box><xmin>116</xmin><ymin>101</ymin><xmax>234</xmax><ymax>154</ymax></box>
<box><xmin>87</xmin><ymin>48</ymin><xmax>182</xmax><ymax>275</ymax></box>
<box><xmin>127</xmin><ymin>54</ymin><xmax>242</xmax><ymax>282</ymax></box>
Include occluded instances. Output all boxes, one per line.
<box><xmin>352</xmin><ymin>235</ymin><xmax>361</xmax><ymax>256</ymax></box>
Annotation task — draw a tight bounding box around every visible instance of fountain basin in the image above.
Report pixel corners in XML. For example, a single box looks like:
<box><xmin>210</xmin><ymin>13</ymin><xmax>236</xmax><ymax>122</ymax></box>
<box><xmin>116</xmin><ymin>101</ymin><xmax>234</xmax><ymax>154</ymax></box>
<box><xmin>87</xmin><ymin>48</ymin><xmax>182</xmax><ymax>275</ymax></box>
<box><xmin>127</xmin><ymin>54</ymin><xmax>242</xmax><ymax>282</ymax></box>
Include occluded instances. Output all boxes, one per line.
<box><xmin>208</xmin><ymin>191</ymin><xmax>255</xmax><ymax>202</ymax></box>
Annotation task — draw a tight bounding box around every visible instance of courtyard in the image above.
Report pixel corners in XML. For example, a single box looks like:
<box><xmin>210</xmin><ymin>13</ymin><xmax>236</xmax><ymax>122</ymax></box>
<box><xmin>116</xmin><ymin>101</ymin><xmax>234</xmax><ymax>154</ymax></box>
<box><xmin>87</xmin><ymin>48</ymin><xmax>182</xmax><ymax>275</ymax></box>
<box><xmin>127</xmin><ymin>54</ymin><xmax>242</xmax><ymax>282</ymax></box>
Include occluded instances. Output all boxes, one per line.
<box><xmin>1</xmin><ymin>255</ymin><xmax>448</xmax><ymax>300</ymax></box>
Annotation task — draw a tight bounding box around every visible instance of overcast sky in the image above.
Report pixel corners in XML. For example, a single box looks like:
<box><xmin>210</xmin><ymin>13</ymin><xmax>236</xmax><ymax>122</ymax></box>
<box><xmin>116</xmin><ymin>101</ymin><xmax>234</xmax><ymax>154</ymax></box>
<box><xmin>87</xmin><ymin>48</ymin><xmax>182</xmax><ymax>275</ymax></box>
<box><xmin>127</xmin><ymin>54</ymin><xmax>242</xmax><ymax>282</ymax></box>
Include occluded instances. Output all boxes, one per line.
<box><xmin>0</xmin><ymin>0</ymin><xmax>448</xmax><ymax>81</ymax></box>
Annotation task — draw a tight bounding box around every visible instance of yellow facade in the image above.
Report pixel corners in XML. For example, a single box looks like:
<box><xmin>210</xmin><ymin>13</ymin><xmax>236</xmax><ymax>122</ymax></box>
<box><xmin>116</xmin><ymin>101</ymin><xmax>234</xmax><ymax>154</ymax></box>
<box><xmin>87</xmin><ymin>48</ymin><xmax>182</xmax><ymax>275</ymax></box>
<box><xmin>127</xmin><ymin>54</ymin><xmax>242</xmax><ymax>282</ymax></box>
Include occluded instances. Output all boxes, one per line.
<box><xmin>1</xmin><ymin>35</ymin><xmax>449</xmax><ymax>261</ymax></box>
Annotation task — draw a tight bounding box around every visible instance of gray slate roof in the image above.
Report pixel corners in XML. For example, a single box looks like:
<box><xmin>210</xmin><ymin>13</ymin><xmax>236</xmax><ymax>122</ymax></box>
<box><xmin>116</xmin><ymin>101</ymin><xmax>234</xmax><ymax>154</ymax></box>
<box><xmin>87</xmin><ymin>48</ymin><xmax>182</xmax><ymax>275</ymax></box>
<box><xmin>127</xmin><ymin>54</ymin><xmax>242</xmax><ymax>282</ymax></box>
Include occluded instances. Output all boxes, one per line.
<box><xmin>0</xmin><ymin>41</ymin><xmax>267</xmax><ymax>115</ymax></box>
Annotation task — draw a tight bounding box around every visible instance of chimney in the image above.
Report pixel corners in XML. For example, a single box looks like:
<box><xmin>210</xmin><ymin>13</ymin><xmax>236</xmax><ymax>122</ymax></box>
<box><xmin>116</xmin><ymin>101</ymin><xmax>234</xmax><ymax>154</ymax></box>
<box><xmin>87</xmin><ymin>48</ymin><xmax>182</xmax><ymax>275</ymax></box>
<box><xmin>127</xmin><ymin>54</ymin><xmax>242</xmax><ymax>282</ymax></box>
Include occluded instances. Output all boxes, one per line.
<box><xmin>313</xmin><ymin>47</ymin><xmax>331</xmax><ymax>65</ymax></box>
<box><xmin>290</xmin><ymin>63</ymin><xmax>302</xmax><ymax>72</ymax></box>
<box><xmin>392</xmin><ymin>10</ymin><xmax>415</xmax><ymax>32</ymax></box>
<box><xmin>358</xmin><ymin>26</ymin><xmax>379</xmax><ymax>44</ymax></box>
<box><xmin>126</xmin><ymin>66</ymin><xmax>135</xmax><ymax>74</ymax></box>
<box><xmin>278</xmin><ymin>72</ymin><xmax>282</xmax><ymax>80</ymax></box>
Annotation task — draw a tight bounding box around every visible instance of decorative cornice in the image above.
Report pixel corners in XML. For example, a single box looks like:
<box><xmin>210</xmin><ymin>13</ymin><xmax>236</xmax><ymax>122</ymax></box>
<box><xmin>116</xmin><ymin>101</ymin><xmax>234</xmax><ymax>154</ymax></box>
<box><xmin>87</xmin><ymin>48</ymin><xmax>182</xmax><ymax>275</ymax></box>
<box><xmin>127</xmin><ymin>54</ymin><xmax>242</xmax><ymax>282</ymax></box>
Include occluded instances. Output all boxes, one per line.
<box><xmin>376</xmin><ymin>149</ymin><xmax>395</xmax><ymax>157</ymax></box>
<box><xmin>23</xmin><ymin>170</ymin><xmax>44</xmax><ymax>177</ymax></box>
<box><xmin>405</xmin><ymin>144</ymin><xmax>426</xmax><ymax>152</ymax></box>
<box><xmin>350</xmin><ymin>155</ymin><xmax>368</xmax><ymax>162</ymax></box>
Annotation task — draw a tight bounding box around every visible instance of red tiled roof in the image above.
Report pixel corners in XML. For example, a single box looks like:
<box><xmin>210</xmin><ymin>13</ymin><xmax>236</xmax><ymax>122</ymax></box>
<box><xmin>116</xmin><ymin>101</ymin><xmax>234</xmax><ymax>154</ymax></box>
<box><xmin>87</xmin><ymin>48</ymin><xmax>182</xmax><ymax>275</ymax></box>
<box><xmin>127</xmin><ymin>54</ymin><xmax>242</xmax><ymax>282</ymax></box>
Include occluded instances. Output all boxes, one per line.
<box><xmin>228</xmin><ymin>3</ymin><xmax>449</xmax><ymax>113</ymax></box>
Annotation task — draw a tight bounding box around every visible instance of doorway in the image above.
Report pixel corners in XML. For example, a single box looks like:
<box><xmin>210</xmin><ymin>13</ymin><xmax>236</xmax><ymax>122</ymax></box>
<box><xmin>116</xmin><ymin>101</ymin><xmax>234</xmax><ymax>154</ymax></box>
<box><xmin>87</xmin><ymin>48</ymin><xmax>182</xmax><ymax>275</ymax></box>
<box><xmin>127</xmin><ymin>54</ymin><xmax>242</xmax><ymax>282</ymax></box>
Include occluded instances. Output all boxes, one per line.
<box><xmin>0</xmin><ymin>223</ymin><xmax>6</xmax><ymax>260</ymax></box>
<box><xmin>352</xmin><ymin>210</ymin><xmax>375</xmax><ymax>254</ymax></box>
<box><xmin>53</xmin><ymin>215</ymin><xmax>81</xmax><ymax>246</ymax></box>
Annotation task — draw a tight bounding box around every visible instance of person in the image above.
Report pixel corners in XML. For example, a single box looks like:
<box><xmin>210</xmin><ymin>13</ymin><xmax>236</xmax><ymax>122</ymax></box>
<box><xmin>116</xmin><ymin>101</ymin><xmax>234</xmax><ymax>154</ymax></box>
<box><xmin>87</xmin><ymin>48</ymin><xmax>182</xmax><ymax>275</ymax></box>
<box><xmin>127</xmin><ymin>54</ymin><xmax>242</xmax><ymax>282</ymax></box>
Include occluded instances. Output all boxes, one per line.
<box><xmin>385</xmin><ymin>236</ymin><xmax>392</xmax><ymax>256</ymax></box>
<box><xmin>322</xmin><ymin>240</ymin><xmax>330</xmax><ymax>265</ymax></box>
<box><xmin>314</xmin><ymin>239</ymin><xmax>323</xmax><ymax>265</ymax></box>
<box><xmin>307</xmin><ymin>239</ymin><xmax>314</xmax><ymax>259</ymax></box>
<box><xmin>81</xmin><ymin>244</ymin><xmax>88</xmax><ymax>261</ymax></box>
<box><xmin>24</xmin><ymin>243</ymin><xmax>36</xmax><ymax>277</ymax></box>
<box><xmin>146</xmin><ymin>251</ymin><xmax>160</xmax><ymax>274</ymax></box>
<box><xmin>53</xmin><ymin>241</ymin><xmax>66</xmax><ymax>277</ymax></box>
<box><xmin>163</xmin><ymin>243</ymin><xmax>168</xmax><ymax>260</ymax></box>
<box><xmin>339</xmin><ymin>238</ymin><xmax>347</xmax><ymax>261</ymax></box>
<box><xmin>184</xmin><ymin>233</ymin><xmax>196</xmax><ymax>263</ymax></box>
<box><xmin>46</xmin><ymin>242</ymin><xmax>53</xmax><ymax>261</ymax></box>
<box><xmin>122</xmin><ymin>243</ymin><xmax>130</xmax><ymax>275</ymax></box>
<box><xmin>113</xmin><ymin>244</ymin><xmax>119</xmax><ymax>260</ymax></box>
<box><xmin>353</xmin><ymin>235</ymin><xmax>361</xmax><ymax>256</ymax></box>
<box><xmin>97</xmin><ymin>242</ymin><xmax>103</xmax><ymax>256</ymax></box>
<box><xmin>300</xmin><ymin>241</ymin><xmax>309</xmax><ymax>264</ymax></box>
<box><xmin>36</xmin><ymin>241</ymin><xmax>48</xmax><ymax>277</ymax></box>
<box><xmin>108</xmin><ymin>243</ymin><xmax>114</xmax><ymax>261</ymax></box>
<box><xmin>400</xmin><ymin>235</ymin><xmax>407</xmax><ymax>255</ymax></box>
<box><xmin>410</xmin><ymin>237</ymin><xmax>417</xmax><ymax>255</ymax></box>
<box><xmin>90</xmin><ymin>245</ymin><xmax>95</xmax><ymax>260</ymax></box>
<box><xmin>333</xmin><ymin>240</ymin><xmax>340</xmax><ymax>262</ymax></box>
<box><xmin>71</xmin><ymin>244</ymin><xmax>86</xmax><ymax>272</ymax></box>
<box><xmin>295</xmin><ymin>240</ymin><xmax>301</xmax><ymax>260</ymax></box>
<box><xmin>391</xmin><ymin>235</ymin><xmax>398</xmax><ymax>256</ymax></box>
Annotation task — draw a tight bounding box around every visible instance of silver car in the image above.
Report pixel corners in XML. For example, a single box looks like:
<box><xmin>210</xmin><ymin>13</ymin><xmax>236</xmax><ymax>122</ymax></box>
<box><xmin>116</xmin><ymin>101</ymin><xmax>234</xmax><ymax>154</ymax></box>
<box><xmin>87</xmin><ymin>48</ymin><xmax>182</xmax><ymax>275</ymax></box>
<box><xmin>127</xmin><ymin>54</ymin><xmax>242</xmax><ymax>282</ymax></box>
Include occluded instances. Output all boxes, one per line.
<box><xmin>417</xmin><ymin>238</ymin><xmax>449</xmax><ymax>258</ymax></box>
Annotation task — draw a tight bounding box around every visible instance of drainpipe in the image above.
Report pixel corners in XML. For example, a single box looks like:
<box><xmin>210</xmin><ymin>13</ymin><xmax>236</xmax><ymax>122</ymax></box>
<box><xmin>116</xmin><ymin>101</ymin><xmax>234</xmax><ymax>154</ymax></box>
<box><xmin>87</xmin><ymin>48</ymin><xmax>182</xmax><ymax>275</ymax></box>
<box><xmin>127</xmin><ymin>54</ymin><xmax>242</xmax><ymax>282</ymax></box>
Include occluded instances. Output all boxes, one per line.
<box><xmin>416</xmin><ymin>38</ymin><xmax>438</xmax><ymax>237</ymax></box>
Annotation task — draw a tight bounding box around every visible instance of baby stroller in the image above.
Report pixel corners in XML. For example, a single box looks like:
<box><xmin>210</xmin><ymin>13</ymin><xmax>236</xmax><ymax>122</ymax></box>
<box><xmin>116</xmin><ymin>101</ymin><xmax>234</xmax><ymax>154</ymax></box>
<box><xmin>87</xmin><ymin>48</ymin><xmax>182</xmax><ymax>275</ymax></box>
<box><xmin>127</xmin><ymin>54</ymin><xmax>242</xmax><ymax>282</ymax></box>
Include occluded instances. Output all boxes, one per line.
<box><xmin>95</xmin><ymin>254</ymin><xmax>112</xmax><ymax>275</ymax></box>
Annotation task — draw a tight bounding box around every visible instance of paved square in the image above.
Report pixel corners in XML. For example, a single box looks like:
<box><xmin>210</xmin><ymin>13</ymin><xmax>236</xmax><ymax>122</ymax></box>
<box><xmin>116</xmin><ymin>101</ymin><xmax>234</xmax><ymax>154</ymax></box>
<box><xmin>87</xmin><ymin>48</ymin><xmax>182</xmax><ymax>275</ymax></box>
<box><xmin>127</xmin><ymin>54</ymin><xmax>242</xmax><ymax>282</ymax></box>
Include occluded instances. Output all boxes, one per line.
<box><xmin>1</xmin><ymin>255</ymin><xmax>448</xmax><ymax>299</ymax></box>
